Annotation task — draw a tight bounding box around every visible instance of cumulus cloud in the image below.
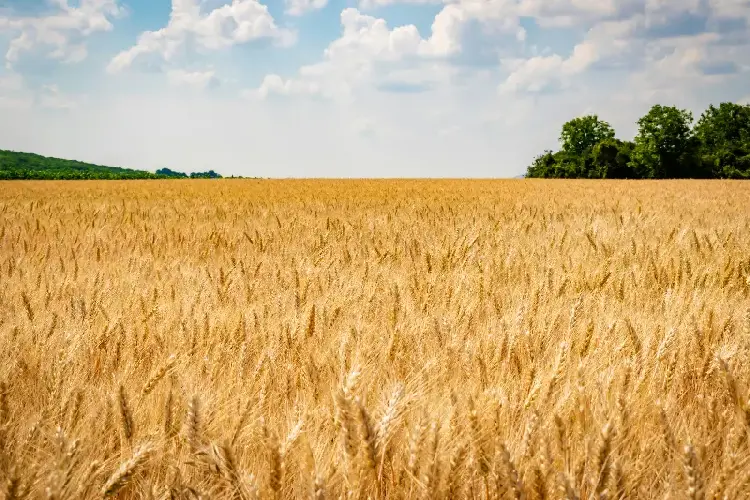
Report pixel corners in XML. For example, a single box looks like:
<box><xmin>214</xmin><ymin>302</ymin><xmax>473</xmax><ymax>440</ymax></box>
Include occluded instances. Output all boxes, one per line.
<box><xmin>285</xmin><ymin>0</ymin><xmax>329</xmax><ymax>16</ymax></box>
<box><xmin>245</xmin><ymin>74</ymin><xmax>321</xmax><ymax>99</ymax></box>
<box><xmin>166</xmin><ymin>68</ymin><xmax>222</xmax><ymax>89</ymax></box>
<box><xmin>245</xmin><ymin>9</ymin><xmax>425</xmax><ymax>100</ymax></box>
<box><xmin>498</xmin><ymin>19</ymin><xmax>627</xmax><ymax>93</ymax></box>
<box><xmin>358</xmin><ymin>0</ymin><xmax>620</xmax><ymax>24</ymax></box>
<box><xmin>710</xmin><ymin>0</ymin><xmax>750</xmax><ymax>20</ymax></box>
<box><xmin>498</xmin><ymin>0</ymin><xmax>750</xmax><ymax>94</ymax></box>
<box><xmin>358</xmin><ymin>0</ymin><xmax>440</xmax><ymax>10</ymax></box>
<box><xmin>107</xmin><ymin>0</ymin><xmax>295</xmax><ymax>74</ymax></box>
<box><xmin>426</xmin><ymin>0</ymin><xmax>526</xmax><ymax>55</ymax></box>
<box><xmin>0</xmin><ymin>0</ymin><xmax>123</xmax><ymax>68</ymax></box>
<box><xmin>248</xmin><ymin>3</ymin><xmax>524</xmax><ymax>99</ymax></box>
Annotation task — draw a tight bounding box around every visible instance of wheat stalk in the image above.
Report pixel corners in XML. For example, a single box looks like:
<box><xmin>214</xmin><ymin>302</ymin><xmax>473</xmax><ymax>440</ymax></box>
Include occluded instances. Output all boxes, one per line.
<box><xmin>102</xmin><ymin>443</ymin><xmax>152</xmax><ymax>497</ymax></box>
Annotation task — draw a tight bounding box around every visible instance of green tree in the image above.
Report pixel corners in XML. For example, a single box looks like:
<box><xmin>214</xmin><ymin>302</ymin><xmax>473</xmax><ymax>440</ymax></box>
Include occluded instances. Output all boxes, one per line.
<box><xmin>190</xmin><ymin>170</ymin><xmax>223</xmax><ymax>179</ymax></box>
<box><xmin>156</xmin><ymin>167</ymin><xmax>188</xmax><ymax>178</ymax></box>
<box><xmin>629</xmin><ymin>105</ymin><xmax>700</xmax><ymax>178</ymax></box>
<box><xmin>694</xmin><ymin>102</ymin><xmax>750</xmax><ymax>178</ymax></box>
<box><xmin>589</xmin><ymin>139</ymin><xmax>635</xmax><ymax>178</ymax></box>
<box><xmin>527</xmin><ymin>116</ymin><xmax>615</xmax><ymax>178</ymax></box>
<box><xmin>559</xmin><ymin>115</ymin><xmax>616</xmax><ymax>157</ymax></box>
<box><xmin>526</xmin><ymin>151</ymin><xmax>557</xmax><ymax>178</ymax></box>
<box><xmin>526</xmin><ymin>150</ymin><xmax>585</xmax><ymax>178</ymax></box>
<box><xmin>524</xmin><ymin>102</ymin><xmax>750</xmax><ymax>180</ymax></box>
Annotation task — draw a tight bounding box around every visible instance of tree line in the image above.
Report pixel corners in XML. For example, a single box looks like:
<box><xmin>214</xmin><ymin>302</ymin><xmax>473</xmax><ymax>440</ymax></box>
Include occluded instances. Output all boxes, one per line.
<box><xmin>155</xmin><ymin>168</ymin><xmax>223</xmax><ymax>179</ymax></box>
<box><xmin>526</xmin><ymin>102</ymin><xmax>750</xmax><ymax>179</ymax></box>
<box><xmin>0</xmin><ymin>150</ymin><xmax>225</xmax><ymax>180</ymax></box>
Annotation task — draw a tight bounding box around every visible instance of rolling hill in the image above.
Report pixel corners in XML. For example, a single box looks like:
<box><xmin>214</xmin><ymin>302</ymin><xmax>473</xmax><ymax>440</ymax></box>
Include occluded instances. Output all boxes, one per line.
<box><xmin>0</xmin><ymin>149</ymin><xmax>223</xmax><ymax>179</ymax></box>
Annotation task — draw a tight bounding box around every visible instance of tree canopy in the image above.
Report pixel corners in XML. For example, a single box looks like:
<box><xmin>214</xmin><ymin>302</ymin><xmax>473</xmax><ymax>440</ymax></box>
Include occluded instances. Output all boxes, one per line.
<box><xmin>190</xmin><ymin>170</ymin><xmax>222</xmax><ymax>179</ymax></box>
<box><xmin>560</xmin><ymin>115</ymin><xmax>615</xmax><ymax>157</ymax></box>
<box><xmin>694</xmin><ymin>103</ymin><xmax>750</xmax><ymax>179</ymax></box>
<box><xmin>526</xmin><ymin>102</ymin><xmax>750</xmax><ymax>179</ymax></box>
<box><xmin>155</xmin><ymin>168</ymin><xmax>189</xmax><ymax>178</ymax></box>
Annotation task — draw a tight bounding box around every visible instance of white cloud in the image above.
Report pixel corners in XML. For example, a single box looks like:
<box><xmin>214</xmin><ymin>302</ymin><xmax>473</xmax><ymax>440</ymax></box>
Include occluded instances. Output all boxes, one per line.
<box><xmin>622</xmin><ymin>32</ymin><xmax>743</xmax><ymax>103</ymax></box>
<box><xmin>358</xmin><ymin>0</ymin><xmax>614</xmax><ymax>24</ymax></box>
<box><xmin>426</xmin><ymin>0</ymin><xmax>526</xmax><ymax>54</ymax></box>
<box><xmin>166</xmin><ymin>68</ymin><xmax>221</xmax><ymax>89</ymax></box>
<box><xmin>498</xmin><ymin>0</ymin><xmax>750</xmax><ymax>95</ymax></box>
<box><xmin>107</xmin><ymin>0</ymin><xmax>295</xmax><ymax>74</ymax></box>
<box><xmin>0</xmin><ymin>0</ymin><xmax>123</xmax><ymax>68</ymax></box>
<box><xmin>249</xmin><ymin>4</ymin><xmax>523</xmax><ymax>99</ymax></box>
<box><xmin>245</xmin><ymin>74</ymin><xmax>321</xmax><ymax>99</ymax></box>
<box><xmin>246</xmin><ymin>9</ymin><xmax>427</xmax><ymax>100</ymax></box>
<box><xmin>516</xmin><ymin>0</ymin><xmax>629</xmax><ymax>27</ymax></box>
<box><xmin>498</xmin><ymin>19</ymin><xmax>624</xmax><ymax>93</ymax></box>
<box><xmin>359</xmin><ymin>0</ymin><xmax>440</xmax><ymax>10</ymax></box>
<box><xmin>499</xmin><ymin>55</ymin><xmax>567</xmax><ymax>93</ymax></box>
<box><xmin>285</xmin><ymin>0</ymin><xmax>329</xmax><ymax>16</ymax></box>
<box><xmin>50</xmin><ymin>42</ymin><xmax>88</xmax><ymax>63</ymax></box>
<box><xmin>710</xmin><ymin>0</ymin><xmax>750</xmax><ymax>20</ymax></box>
<box><xmin>328</xmin><ymin>8</ymin><xmax>424</xmax><ymax>58</ymax></box>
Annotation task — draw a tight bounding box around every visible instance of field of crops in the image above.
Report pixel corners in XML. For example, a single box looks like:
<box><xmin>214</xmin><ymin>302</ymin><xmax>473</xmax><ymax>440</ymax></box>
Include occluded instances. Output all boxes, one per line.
<box><xmin>2</xmin><ymin>179</ymin><xmax>750</xmax><ymax>499</ymax></box>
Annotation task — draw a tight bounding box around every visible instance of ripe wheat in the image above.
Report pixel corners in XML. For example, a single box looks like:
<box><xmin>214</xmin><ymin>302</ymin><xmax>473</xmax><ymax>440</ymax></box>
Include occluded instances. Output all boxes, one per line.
<box><xmin>1</xmin><ymin>179</ymin><xmax>750</xmax><ymax>498</ymax></box>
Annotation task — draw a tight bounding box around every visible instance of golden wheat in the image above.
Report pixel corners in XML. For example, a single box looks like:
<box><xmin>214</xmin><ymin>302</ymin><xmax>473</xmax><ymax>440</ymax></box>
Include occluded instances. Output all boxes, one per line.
<box><xmin>1</xmin><ymin>179</ymin><xmax>750</xmax><ymax>498</ymax></box>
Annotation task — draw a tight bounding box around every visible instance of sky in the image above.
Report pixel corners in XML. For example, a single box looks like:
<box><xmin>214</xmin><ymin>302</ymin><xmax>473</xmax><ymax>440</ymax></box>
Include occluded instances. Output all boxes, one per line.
<box><xmin>0</xmin><ymin>0</ymin><xmax>748</xmax><ymax>178</ymax></box>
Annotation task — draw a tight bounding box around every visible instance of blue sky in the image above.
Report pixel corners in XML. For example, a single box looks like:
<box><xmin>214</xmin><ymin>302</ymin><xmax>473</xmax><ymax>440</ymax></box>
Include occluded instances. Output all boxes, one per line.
<box><xmin>0</xmin><ymin>0</ymin><xmax>749</xmax><ymax>177</ymax></box>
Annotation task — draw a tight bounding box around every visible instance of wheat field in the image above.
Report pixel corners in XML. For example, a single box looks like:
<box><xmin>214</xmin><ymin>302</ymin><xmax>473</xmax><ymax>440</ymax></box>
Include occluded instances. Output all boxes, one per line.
<box><xmin>1</xmin><ymin>179</ymin><xmax>750</xmax><ymax>499</ymax></box>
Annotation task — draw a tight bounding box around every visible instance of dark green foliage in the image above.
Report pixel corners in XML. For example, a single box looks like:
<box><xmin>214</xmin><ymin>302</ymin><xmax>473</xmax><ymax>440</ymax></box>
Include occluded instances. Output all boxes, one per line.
<box><xmin>526</xmin><ymin>102</ymin><xmax>750</xmax><ymax>179</ymax></box>
<box><xmin>0</xmin><ymin>149</ymin><xmax>224</xmax><ymax>180</ymax></box>
<box><xmin>693</xmin><ymin>102</ymin><xmax>750</xmax><ymax>179</ymax></box>
<box><xmin>590</xmin><ymin>139</ymin><xmax>635</xmax><ymax>179</ymax></box>
<box><xmin>560</xmin><ymin>115</ymin><xmax>615</xmax><ymax>157</ymax></box>
<box><xmin>0</xmin><ymin>149</ymin><xmax>161</xmax><ymax>180</ymax></box>
<box><xmin>189</xmin><ymin>170</ymin><xmax>223</xmax><ymax>179</ymax></box>
<box><xmin>526</xmin><ymin>150</ymin><xmax>559</xmax><ymax>178</ymax></box>
<box><xmin>629</xmin><ymin>105</ymin><xmax>699</xmax><ymax>179</ymax></box>
<box><xmin>156</xmin><ymin>168</ymin><xmax>188</xmax><ymax>178</ymax></box>
<box><xmin>527</xmin><ymin>116</ymin><xmax>631</xmax><ymax>179</ymax></box>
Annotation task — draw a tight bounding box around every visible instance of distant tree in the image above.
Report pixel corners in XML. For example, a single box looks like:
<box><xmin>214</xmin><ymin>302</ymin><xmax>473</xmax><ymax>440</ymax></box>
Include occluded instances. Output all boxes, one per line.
<box><xmin>156</xmin><ymin>168</ymin><xmax>188</xmax><ymax>178</ymax></box>
<box><xmin>0</xmin><ymin>149</ymin><xmax>161</xmax><ymax>179</ymax></box>
<box><xmin>694</xmin><ymin>102</ymin><xmax>750</xmax><ymax>178</ymax></box>
<box><xmin>190</xmin><ymin>170</ymin><xmax>223</xmax><ymax>179</ymax></box>
<box><xmin>629</xmin><ymin>105</ymin><xmax>700</xmax><ymax>178</ymax></box>
<box><xmin>527</xmin><ymin>116</ymin><xmax>616</xmax><ymax>178</ymax></box>
<box><xmin>559</xmin><ymin>115</ymin><xmax>616</xmax><ymax>157</ymax></box>
<box><xmin>589</xmin><ymin>139</ymin><xmax>636</xmax><ymax>179</ymax></box>
<box><xmin>526</xmin><ymin>151</ymin><xmax>557</xmax><ymax>178</ymax></box>
<box><xmin>525</xmin><ymin>102</ymin><xmax>750</xmax><ymax>179</ymax></box>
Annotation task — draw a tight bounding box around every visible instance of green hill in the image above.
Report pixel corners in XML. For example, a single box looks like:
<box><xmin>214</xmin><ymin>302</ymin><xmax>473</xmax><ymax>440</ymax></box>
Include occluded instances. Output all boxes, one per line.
<box><xmin>0</xmin><ymin>149</ymin><xmax>165</xmax><ymax>180</ymax></box>
<box><xmin>0</xmin><ymin>149</ymin><xmax>225</xmax><ymax>180</ymax></box>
